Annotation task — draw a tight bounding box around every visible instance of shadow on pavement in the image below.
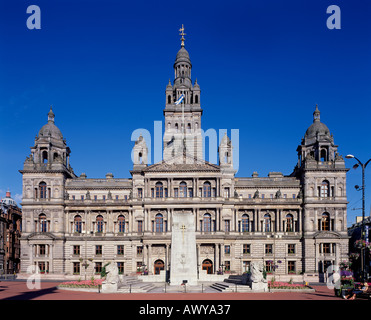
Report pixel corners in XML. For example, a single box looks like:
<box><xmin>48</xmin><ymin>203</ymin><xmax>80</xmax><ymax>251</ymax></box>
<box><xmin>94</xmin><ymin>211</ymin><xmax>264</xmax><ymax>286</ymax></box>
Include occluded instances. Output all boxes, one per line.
<box><xmin>2</xmin><ymin>286</ymin><xmax>58</xmax><ymax>300</ymax></box>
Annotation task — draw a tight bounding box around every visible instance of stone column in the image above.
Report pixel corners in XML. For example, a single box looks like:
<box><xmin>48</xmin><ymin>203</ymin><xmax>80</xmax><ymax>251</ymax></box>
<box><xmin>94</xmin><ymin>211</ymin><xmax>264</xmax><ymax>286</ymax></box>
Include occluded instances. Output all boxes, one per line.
<box><xmin>215</xmin><ymin>244</ymin><xmax>219</xmax><ymax>273</ymax></box>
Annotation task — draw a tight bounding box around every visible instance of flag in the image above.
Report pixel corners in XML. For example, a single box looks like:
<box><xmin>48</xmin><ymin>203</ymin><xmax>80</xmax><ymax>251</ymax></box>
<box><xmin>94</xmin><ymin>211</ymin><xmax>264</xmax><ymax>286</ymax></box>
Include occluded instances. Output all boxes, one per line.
<box><xmin>175</xmin><ymin>94</ymin><xmax>184</xmax><ymax>105</ymax></box>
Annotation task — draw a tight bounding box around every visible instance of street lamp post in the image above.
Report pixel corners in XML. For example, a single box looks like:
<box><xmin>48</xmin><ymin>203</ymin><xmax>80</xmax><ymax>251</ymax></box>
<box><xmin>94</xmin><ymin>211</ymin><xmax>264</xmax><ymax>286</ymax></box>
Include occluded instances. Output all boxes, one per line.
<box><xmin>345</xmin><ymin>154</ymin><xmax>371</xmax><ymax>282</ymax></box>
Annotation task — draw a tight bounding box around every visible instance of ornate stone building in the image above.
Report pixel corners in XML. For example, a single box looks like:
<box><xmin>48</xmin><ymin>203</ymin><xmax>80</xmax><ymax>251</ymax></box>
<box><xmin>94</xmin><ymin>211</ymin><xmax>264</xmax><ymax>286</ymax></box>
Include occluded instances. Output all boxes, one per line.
<box><xmin>0</xmin><ymin>191</ymin><xmax>22</xmax><ymax>274</ymax></box>
<box><xmin>19</xmin><ymin>34</ymin><xmax>349</xmax><ymax>281</ymax></box>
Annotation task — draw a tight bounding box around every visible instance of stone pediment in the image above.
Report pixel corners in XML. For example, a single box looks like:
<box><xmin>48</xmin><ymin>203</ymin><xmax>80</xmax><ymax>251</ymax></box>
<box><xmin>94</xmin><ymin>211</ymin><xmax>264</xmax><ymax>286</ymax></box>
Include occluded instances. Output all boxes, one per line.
<box><xmin>145</xmin><ymin>154</ymin><xmax>220</xmax><ymax>172</ymax></box>
<box><xmin>27</xmin><ymin>232</ymin><xmax>56</xmax><ymax>240</ymax></box>
<box><xmin>313</xmin><ymin>231</ymin><xmax>341</xmax><ymax>239</ymax></box>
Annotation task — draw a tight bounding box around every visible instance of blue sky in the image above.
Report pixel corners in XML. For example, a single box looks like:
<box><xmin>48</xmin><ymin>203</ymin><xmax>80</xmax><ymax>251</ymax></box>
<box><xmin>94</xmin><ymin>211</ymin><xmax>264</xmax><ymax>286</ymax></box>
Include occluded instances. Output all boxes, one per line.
<box><xmin>0</xmin><ymin>0</ymin><xmax>370</xmax><ymax>226</ymax></box>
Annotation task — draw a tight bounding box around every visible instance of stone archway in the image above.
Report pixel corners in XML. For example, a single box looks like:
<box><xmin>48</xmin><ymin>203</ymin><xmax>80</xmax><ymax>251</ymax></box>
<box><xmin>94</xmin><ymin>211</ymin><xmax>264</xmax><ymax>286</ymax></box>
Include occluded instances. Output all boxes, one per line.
<box><xmin>154</xmin><ymin>259</ymin><xmax>165</xmax><ymax>275</ymax></box>
<box><xmin>202</xmin><ymin>259</ymin><xmax>213</xmax><ymax>274</ymax></box>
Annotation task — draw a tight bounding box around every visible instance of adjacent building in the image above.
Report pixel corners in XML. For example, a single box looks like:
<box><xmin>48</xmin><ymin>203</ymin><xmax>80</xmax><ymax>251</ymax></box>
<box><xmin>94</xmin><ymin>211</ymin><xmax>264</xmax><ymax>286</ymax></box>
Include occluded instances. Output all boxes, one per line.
<box><xmin>19</xmin><ymin>33</ymin><xmax>349</xmax><ymax>281</ymax></box>
<box><xmin>0</xmin><ymin>191</ymin><xmax>22</xmax><ymax>274</ymax></box>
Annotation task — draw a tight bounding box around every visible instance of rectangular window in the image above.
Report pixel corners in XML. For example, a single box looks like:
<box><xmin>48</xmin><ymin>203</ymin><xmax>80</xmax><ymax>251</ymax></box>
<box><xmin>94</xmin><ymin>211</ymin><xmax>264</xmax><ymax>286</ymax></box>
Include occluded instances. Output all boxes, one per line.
<box><xmin>224</xmin><ymin>220</ymin><xmax>230</xmax><ymax>232</ymax></box>
<box><xmin>265</xmin><ymin>244</ymin><xmax>273</xmax><ymax>255</ymax></box>
<box><xmin>283</xmin><ymin>194</ymin><xmax>287</xmax><ymax>198</ymax></box>
<box><xmin>95</xmin><ymin>262</ymin><xmax>102</xmax><ymax>274</ymax></box>
<box><xmin>81</xmin><ymin>195</ymin><xmax>84</xmax><ymax>201</ymax></box>
<box><xmin>248</xmin><ymin>194</ymin><xmax>252</xmax><ymax>199</ymax></box>
<box><xmin>224</xmin><ymin>245</ymin><xmax>230</xmax><ymax>255</ymax></box>
<box><xmin>137</xmin><ymin>246</ymin><xmax>143</xmax><ymax>256</ymax></box>
<box><xmin>243</xmin><ymin>261</ymin><xmax>250</xmax><ymax>272</ymax></box>
<box><xmin>138</xmin><ymin>220</ymin><xmax>143</xmax><ymax>233</ymax></box>
<box><xmin>322</xmin><ymin>243</ymin><xmax>331</xmax><ymax>254</ymax></box>
<box><xmin>188</xmin><ymin>188</ymin><xmax>193</xmax><ymax>198</ymax></box>
<box><xmin>94</xmin><ymin>195</ymin><xmax>97</xmax><ymax>201</ymax></box>
<box><xmin>38</xmin><ymin>262</ymin><xmax>46</xmax><ymax>272</ymax></box>
<box><xmin>261</xmin><ymin>194</ymin><xmax>265</xmax><ymax>199</ymax></box>
<box><xmin>117</xmin><ymin>245</ymin><xmax>124</xmax><ymax>255</ymax></box>
<box><xmin>243</xmin><ymin>244</ymin><xmax>250</xmax><ymax>255</ymax></box>
<box><xmin>292</xmin><ymin>194</ymin><xmax>296</xmax><ymax>199</ymax></box>
<box><xmin>124</xmin><ymin>195</ymin><xmax>128</xmax><ymax>201</ymax></box>
<box><xmin>95</xmin><ymin>245</ymin><xmax>102</xmax><ymax>255</ymax></box>
<box><xmin>165</xmin><ymin>188</ymin><xmax>168</xmax><ymax>198</ymax></box>
<box><xmin>73</xmin><ymin>245</ymin><xmax>80</xmax><ymax>255</ymax></box>
<box><xmin>103</xmin><ymin>195</ymin><xmax>106</xmax><ymax>201</ymax></box>
<box><xmin>73</xmin><ymin>262</ymin><xmax>80</xmax><ymax>274</ymax></box>
<box><xmin>288</xmin><ymin>244</ymin><xmax>296</xmax><ymax>254</ymax></box>
<box><xmin>288</xmin><ymin>261</ymin><xmax>296</xmax><ymax>273</ymax></box>
<box><xmin>39</xmin><ymin>244</ymin><xmax>46</xmax><ymax>255</ymax></box>
<box><xmin>224</xmin><ymin>261</ymin><xmax>230</xmax><ymax>271</ymax></box>
<box><xmin>72</xmin><ymin>195</ymin><xmax>75</xmax><ymax>200</ymax></box>
<box><xmin>174</xmin><ymin>188</ymin><xmax>178</xmax><ymax>198</ymax></box>
<box><xmin>115</xmin><ymin>195</ymin><xmax>119</xmax><ymax>200</ymax></box>
<box><xmin>117</xmin><ymin>262</ymin><xmax>124</xmax><ymax>274</ymax></box>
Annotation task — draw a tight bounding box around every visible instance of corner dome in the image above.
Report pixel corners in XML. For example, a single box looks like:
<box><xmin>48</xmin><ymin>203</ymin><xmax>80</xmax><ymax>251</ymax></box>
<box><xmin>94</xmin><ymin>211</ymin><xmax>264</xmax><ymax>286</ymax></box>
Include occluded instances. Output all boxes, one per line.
<box><xmin>305</xmin><ymin>121</ymin><xmax>330</xmax><ymax>138</ymax></box>
<box><xmin>304</xmin><ymin>105</ymin><xmax>331</xmax><ymax>140</ymax></box>
<box><xmin>38</xmin><ymin>107</ymin><xmax>63</xmax><ymax>140</ymax></box>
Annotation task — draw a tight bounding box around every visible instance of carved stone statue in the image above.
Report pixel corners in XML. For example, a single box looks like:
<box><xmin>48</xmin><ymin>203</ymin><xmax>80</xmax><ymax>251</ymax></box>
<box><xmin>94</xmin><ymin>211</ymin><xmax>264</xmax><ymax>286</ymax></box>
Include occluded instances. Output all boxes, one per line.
<box><xmin>101</xmin><ymin>262</ymin><xmax>120</xmax><ymax>293</ymax></box>
<box><xmin>250</xmin><ymin>261</ymin><xmax>265</xmax><ymax>283</ymax></box>
<box><xmin>248</xmin><ymin>261</ymin><xmax>268</xmax><ymax>292</ymax></box>
<box><xmin>275</xmin><ymin>189</ymin><xmax>282</xmax><ymax>199</ymax></box>
<box><xmin>253</xmin><ymin>190</ymin><xmax>259</xmax><ymax>199</ymax></box>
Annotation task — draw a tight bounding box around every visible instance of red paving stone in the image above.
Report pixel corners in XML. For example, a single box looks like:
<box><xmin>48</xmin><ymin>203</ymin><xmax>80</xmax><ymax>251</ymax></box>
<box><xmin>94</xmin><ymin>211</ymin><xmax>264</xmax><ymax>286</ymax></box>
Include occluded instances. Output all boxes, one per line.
<box><xmin>0</xmin><ymin>281</ymin><xmax>343</xmax><ymax>300</ymax></box>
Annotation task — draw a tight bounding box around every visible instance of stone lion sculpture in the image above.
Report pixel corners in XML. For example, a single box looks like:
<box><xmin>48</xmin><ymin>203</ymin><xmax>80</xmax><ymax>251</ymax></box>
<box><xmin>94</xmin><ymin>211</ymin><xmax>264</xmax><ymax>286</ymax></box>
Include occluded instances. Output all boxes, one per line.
<box><xmin>250</xmin><ymin>261</ymin><xmax>267</xmax><ymax>283</ymax></box>
<box><xmin>103</xmin><ymin>262</ymin><xmax>119</xmax><ymax>285</ymax></box>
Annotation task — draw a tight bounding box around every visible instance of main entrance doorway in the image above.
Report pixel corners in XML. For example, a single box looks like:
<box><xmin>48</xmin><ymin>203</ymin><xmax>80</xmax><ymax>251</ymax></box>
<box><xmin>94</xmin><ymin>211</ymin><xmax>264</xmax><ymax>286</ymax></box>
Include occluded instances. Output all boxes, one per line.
<box><xmin>202</xmin><ymin>259</ymin><xmax>213</xmax><ymax>274</ymax></box>
<box><xmin>154</xmin><ymin>259</ymin><xmax>165</xmax><ymax>275</ymax></box>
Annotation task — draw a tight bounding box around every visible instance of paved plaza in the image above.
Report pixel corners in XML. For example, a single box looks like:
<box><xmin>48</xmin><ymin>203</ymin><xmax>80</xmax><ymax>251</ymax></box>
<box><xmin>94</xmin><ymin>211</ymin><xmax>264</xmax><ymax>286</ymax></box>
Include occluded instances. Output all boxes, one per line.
<box><xmin>0</xmin><ymin>280</ymin><xmax>344</xmax><ymax>300</ymax></box>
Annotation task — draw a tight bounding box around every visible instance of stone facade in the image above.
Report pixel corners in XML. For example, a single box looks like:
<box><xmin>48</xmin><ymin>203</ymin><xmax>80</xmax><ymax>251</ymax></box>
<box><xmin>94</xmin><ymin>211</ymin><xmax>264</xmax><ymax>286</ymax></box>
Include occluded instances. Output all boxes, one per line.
<box><xmin>0</xmin><ymin>191</ymin><xmax>22</xmax><ymax>274</ymax></box>
<box><xmin>19</xmin><ymin>38</ymin><xmax>349</xmax><ymax>282</ymax></box>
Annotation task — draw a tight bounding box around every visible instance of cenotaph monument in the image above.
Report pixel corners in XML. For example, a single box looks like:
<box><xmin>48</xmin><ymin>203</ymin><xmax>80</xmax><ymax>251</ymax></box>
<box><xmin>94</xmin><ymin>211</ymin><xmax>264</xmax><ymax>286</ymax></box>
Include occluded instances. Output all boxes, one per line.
<box><xmin>170</xmin><ymin>211</ymin><xmax>198</xmax><ymax>285</ymax></box>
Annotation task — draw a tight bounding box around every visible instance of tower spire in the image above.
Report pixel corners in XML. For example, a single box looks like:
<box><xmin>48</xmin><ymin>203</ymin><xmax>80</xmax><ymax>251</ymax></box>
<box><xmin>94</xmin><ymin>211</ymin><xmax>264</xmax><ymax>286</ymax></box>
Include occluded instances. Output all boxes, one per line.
<box><xmin>48</xmin><ymin>105</ymin><xmax>55</xmax><ymax>123</ymax></box>
<box><xmin>313</xmin><ymin>104</ymin><xmax>320</xmax><ymax>122</ymax></box>
<box><xmin>179</xmin><ymin>24</ymin><xmax>186</xmax><ymax>47</ymax></box>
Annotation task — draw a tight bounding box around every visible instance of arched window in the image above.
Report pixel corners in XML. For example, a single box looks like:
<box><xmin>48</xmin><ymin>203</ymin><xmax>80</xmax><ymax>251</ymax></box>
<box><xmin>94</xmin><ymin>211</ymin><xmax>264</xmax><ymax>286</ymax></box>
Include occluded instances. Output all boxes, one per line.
<box><xmin>138</xmin><ymin>152</ymin><xmax>143</xmax><ymax>164</ymax></box>
<box><xmin>203</xmin><ymin>181</ymin><xmax>211</xmax><ymax>198</ymax></box>
<box><xmin>42</xmin><ymin>151</ymin><xmax>48</xmax><ymax>164</ymax></box>
<box><xmin>179</xmin><ymin>181</ymin><xmax>187</xmax><ymax>198</ymax></box>
<box><xmin>203</xmin><ymin>213</ymin><xmax>212</xmax><ymax>232</ymax></box>
<box><xmin>195</xmin><ymin>95</ymin><xmax>199</xmax><ymax>104</ymax></box>
<box><xmin>39</xmin><ymin>182</ymin><xmax>47</xmax><ymax>199</ymax></box>
<box><xmin>74</xmin><ymin>215</ymin><xmax>82</xmax><ymax>233</ymax></box>
<box><xmin>155</xmin><ymin>213</ymin><xmax>163</xmax><ymax>233</ymax></box>
<box><xmin>175</xmin><ymin>123</ymin><xmax>179</xmax><ymax>133</ymax></box>
<box><xmin>321</xmin><ymin>180</ymin><xmax>330</xmax><ymax>198</ymax></box>
<box><xmin>155</xmin><ymin>182</ymin><xmax>163</xmax><ymax>198</ymax></box>
<box><xmin>39</xmin><ymin>214</ymin><xmax>47</xmax><ymax>232</ymax></box>
<box><xmin>286</xmin><ymin>214</ymin><xmax>294</xmax><ymax>232</ymax></box>
<box><xmin>320</xmin><ymin>149</ymin><xmax>327</xmax><ymax>162</ymax></box>
<box><xmin>224</xmin><ymin>152</ymin><xmax>229</xmax><ymax>164</ymax></box>
<box><xmin>321</xmin><ymin>212</ymin><xmax>330</xmax><ymax>231</ymax></box>
<box><xmin>263</xmin><ymin>213</ymin><xmax>271</xmax><ymax>232</ymax></box>
<box><xmin>167</xmin><ymin>95</ymin><xmax>171</xmax><ymax>104</ymax></box>
<box><xmin>241</xmin><ymin>214</ymin><xmax>249</xmax><ymax>232</ymax></box>
<box><xmin>96</xmin><ymin>215</ymin><xmax>104</xmax><ymax>233</ymax></box>
<box><xmin>118</xmin><ymin>215</ymin><xmax>125</xmax><ymax>233</ymax></box>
